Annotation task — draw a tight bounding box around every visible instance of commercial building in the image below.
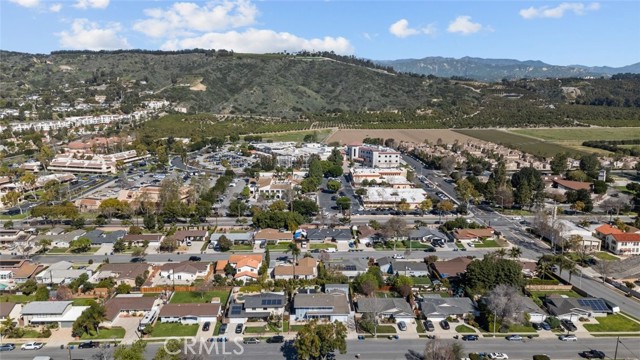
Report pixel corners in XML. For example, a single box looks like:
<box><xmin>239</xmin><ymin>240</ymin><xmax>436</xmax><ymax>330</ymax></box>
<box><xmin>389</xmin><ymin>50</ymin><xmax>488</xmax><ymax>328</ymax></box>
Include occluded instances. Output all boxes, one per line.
<box><xmin>361</xmin><ymin>187</ymin><xmax>427</xmax><ymax>209</ymax></box>
<box><xmin>347</xmin><ymin>145</ymin><xmax>400</xmax><ymax>168</ymax></box>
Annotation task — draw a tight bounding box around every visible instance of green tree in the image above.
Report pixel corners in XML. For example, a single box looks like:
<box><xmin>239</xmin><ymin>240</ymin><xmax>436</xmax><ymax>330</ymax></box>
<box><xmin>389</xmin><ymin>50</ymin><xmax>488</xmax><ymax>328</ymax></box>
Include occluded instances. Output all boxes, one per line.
<box><xmin>550</xmin><ymin>153</ymin><xmax>569</xmax><ymax>175</ymax></box>
<box><xmin>116</xmin><ymin>283</ymin><xmax>132</xmax><ymax>294</ymax></box>
<box><xmin>143</xmin><ymin>213</ymin><xmax>156</xmax><ymax>231</ymax></box>
<box><xmin>284</xmin><ymin>242</ymin><xmax>301</xmax><ymax>278</ymax></box>
<box><xmin>35</xmin><ymin>286</ymin><xmax>49</xmax><ymax>301</ymax></box>
<box><xmin>153</xmin><ymin>339</ymin><xmax>181</xmax><ymax>360</ymax></box>
<box><xmin>509</xmin><ymin>246</ymin><xmax>522</xmax><ymax>259</ymax></box>
<box><xmin>217</xmin><ymin>235</ymin><xmax>233</xmax><ymax>252</ymax></box>
<box><xmin>114</xmin><ymin>340</ymin><xmax>146</xmax><ymax>360</ymax></box>
<box><xmin>579</xmin><ymin>153</ymin><xmax>600</xmax><ymax>177</ymax></box>
<box><xmin>436</xmin><ymin>200</ymin><xmax>455</xmax><ymax>213</ymax></box>
<box><xmin>240</xmin><ymin>186</ymin><xmax>251</xmax><ymax>199</ymax></box>
<box><xmin>292</xmin><ymin>199</ymin><xmax>319</xmax><ymax>217</ymax></box>
<box><xmin>70</xmin><ymin>237</ymin><xmax>92</xmax><ymax>253</ymax></box>
<box><xmin>456</xmin><ymin>178</ymin><xmax>480</xmax><ymax>203</ymax></box>
<box><xmin>393</xmin><ymin>275</ymin><xmax>414</xmax><ymax>298</ymax></box>
<box><xmin>228</xmin><ymin>199</ymin><xmax>248</xmax><ymax>217</ymax></box>
<box><xmin>335</xmin><ymin>196</ymin><xmax>351</xmax><ymax>212</ymax></box>
<box><xmin>113</xmin><ymin>238</ymin><xmax>126</xmax><ymax>253</ymax></box>
<box><xmin>592</xmin><ymin>180</ymin><xmax>608</xmax><ymax>194</ymax></box>
<box><xmin>326</xmin><ymin>179</ymin><xmax>341</xmax><ymax>193</ymax></box>
<box><xmin>1</xmin><ymin>190</ymin><xmax>21</xmax><ymax>211</ymax></box>
<box><xmin>20</xmin><ymin>171</ymin><xmax>37</xmax><ymax>200</ymax></box>
<box><xmin>269</xmin><ymin>200</ymin><xmax>288</xmax><ymax>212</ymax></box>
<box><xmin>327</xmin><ymin>147</ymin><xmax>343</xmax><ymax>166</ymax></box>
<box><xmin>20</xmin><ymin>279</ymin><xmax>38</xmax><ymax>295</ymax></box>
<box><xmin>294</xmin><ymin>320</ymin><xmax>347</xmax><ymax>360</ymax></box>
<box><xmin>418</xmin><ymin>198</ymin><xmax>433</xmax><ymax>214</ymax></box>
<box><xmin>37</xmin><ymin>238</ymin><xmax>52</xmax><ymax>252</ymax></box>
<box><xmin>464</xmin><ymin>254</ymin><xmax>524</xmax><ymax>294</ymax></box>
<box><xmin>72</xmin><ymin>303</ymin><xmax>106</xmax><ymax>338</ymax></box>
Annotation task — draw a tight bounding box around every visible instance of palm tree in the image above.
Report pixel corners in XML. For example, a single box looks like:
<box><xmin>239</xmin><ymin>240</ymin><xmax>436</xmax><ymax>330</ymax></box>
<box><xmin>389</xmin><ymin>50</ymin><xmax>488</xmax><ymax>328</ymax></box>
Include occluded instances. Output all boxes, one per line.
<box><xmin>536</xmin><ymin>261</ymin><xmax>552</xmax><ymax>280</ymax></box>
<box><xmin>509</xmin><ymin>247</ymin><xmax>522</xmax><ymax>259</ymax></box>
<box><xmin>494</xmin><ymin>248</ymin><xmax>507</xmax><ymax>258</ymax></box>
<box><xmin>284</xmin><ymin>241</ymin><xmax>301</xmax><ymax>279</ymax></box>
<box><xmin>567</xmin><ymin>262</ymin><xmax>578</xmax><ymax>281</ymax></box>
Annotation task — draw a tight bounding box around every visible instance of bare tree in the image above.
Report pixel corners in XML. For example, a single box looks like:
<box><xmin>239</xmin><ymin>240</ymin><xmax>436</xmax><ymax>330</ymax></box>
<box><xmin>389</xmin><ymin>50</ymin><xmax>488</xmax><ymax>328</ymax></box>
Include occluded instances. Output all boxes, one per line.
<box><xmin>595</xmin><ymin>260</ymin><xmax>612</xmax><ymax>283</ymax></box>
<box><xmin>485</xmin><ymin>284</ymin><xmax>527</xmax><ymax>325</ymax></box>
<box><xmin>601</xmin><ymin>198</ymin><xmax>626</xmax><ymax>218</ymax></box>
<box><xmin>439</xmin><ymin>156</ymin><xmax>457</xmax><ymax>175</ymax></box>
<box><xmin>403</xmin><ymin>339</ymin><xmax>464</xmax><ymax>360</ymax></box>
<box><xmin>381</xmin><ymin>218</ymin><xmax>409</xmax><ymax>251</ymax></box>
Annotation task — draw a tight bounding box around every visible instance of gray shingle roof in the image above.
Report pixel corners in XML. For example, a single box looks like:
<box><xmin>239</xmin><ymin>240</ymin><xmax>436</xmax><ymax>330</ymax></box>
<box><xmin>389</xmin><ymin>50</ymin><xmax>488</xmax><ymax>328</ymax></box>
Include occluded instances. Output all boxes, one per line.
<box><xmin>409</xmin><ymin>227</ymin><xmax>447</xmax><ymax>240</ymax></box>
<box><xmin>357</xmin><ymin>298</ymin><xmax>413</xmax><ymax>317</ymax></box>
<box><xmin>293</xmin><ymin>293</ymin><xmax>350</xmax><ymax>315</ymax></box>
<box><xmin>84</xmin><ymin>230</ymin><xmax>126</xmax><ymax>244</ymax></box>
<box><xmin>22</xmin><ymin>301</ymin><xmax>72</xmax><ymax>315</ymax></box>
<box><xmin>306</xmin><ymin>229</ymin><xmax>353</xmax><ymax>241</ymax></box>
<box><xmin>419</xmin><ymin>297</ymin><xmax>476</xmax><ymax>317</ymax></box>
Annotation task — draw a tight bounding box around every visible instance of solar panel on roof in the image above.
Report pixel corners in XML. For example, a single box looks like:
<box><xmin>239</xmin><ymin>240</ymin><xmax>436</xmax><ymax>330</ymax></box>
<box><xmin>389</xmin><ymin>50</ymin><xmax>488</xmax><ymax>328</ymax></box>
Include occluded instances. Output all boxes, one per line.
<box><xmin>577</xmin><ymin>299</ymin><xmax>608</xmax><ymax>311</ymax></box>
<box><xmin>274</xmin><ymin>299</ymin><xmax>282</xmax><ymax>305</ymax></box>
<box><xmin>344</xmin><ymin>265</ymin><xmax>357</xmax><ymax>271</ymax></box>
<box><xmin>230</xmin><ymin>305</ymin><xmax>242</xmax><ymax>315</ymax></box>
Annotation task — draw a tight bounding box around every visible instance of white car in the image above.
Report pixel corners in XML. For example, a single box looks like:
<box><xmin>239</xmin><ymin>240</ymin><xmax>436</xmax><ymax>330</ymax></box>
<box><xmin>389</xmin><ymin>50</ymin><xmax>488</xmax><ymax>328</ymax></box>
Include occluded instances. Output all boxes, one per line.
<box><xmin>21</xmin><ymin>342</ymin><xmax>44</xmax><ymax>350</ymax></box>
<box><xmin>392</xmin><ymin>254</ymin><xmax>405</xmax><ymax>259</ymax></box>
<box><xmin>559</xmin><ymin>334</ymin><xmax>578</xmax><ymax>341</ymax></box>
<box><xmin>488</xmin><ymin>353</ymin><xmax>509</xmax><ymax>360</ymax></box>
<box><xmin>511</xmin><ymin>216</ymin><xmax>523</xmax><ymax>221</ymax></box>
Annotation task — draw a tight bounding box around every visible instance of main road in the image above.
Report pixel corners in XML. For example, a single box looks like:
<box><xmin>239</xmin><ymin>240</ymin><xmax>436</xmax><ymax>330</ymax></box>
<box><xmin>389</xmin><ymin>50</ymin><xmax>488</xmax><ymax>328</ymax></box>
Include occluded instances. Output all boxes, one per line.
<box><xmin>7</xmin><ymin>337</ymin><xmax>638</xmax><ymax>360</ymax></box>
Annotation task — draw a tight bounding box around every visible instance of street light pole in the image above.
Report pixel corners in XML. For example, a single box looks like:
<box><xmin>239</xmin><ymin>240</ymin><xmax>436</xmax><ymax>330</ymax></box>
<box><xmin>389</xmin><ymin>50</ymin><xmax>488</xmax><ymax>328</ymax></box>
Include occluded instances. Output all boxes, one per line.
<box><xmin>614</xmin><ymin>336</ymin><xmax>620</xmax><ymax>360</ymax></box>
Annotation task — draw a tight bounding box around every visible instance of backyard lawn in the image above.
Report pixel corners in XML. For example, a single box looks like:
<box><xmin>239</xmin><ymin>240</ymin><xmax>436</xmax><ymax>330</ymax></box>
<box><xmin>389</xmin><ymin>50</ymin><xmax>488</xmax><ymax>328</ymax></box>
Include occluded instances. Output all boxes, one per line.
<box><xmin>455</xmin><ymin>325</ymin><xmax>477</xmax><ymax>333</ymax></box>
<box><xmin>411</xmin><ymin>277</ymin><xmax>433</xmax><ymax>286</ymax></box>
<box><xmin>0</xmin><ymin>294</ymin><xmax>34</xmax><ymax>303</ymax></box>
<box><xmin>72</xmin><ymin>298</ymin><xmax>97</xmax><ymax>306</ymax></box>
<box><xmin>81</xmin><ymin>327</ymin><xmax>126</xmax><ymax>339</ymax></box>
<box><xmin>151</xmin><ymin>323</ymin><xmax>198</xmax><ymax>337</ymax></box>
<box><xmin>583</xmin><ymin>314</ymin><xmax>640</xmax><ymax>332</ymax></box>
<box><xmin>593</xmin><ymin>252</ymin><xmax>618</xmax><ymax>261</ymax></box>
<box><xmin>529</xmin><ymin>290</ymin><xmax>581</xmax><ymax>301</ymax></box>
<box><xmin>170</xmin><ymin>290</ymin><xmax>229</xmax><ymax>305</ymax></box>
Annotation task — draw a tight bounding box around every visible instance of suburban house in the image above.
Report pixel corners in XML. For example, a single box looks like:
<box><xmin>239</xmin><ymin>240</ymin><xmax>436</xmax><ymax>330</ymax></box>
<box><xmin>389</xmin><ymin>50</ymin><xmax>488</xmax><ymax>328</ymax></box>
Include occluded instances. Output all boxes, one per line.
<box><xmin>355</xmin><ymin>225</ymin><xmax>381</xmax><ymax>245</ymax></box>
<box><xmin>159</xmin><ymin>303</ymin><xmax>220</xmax><ymax>324</ymax></box>
<box><xmin>210</xmin><ymin>232</ymin><xmax>253</xmax><ymax>247</ymax></box>
<box><xmin>0</xmin><ymin>229</ymin><xmax>30</xmax><ymax>246</ymax></box>
<box><xmin>93</xmin><ymin>263</ymin><xmax>151</xmax><ymax>287</ymax></box>
<box><xmin>214</xmin><ymin>260</ymin><xmax>228</xmax><ymax>275</ymax></box>
<box><xmin>377</xmin><ymin>257</ymin><xmax>394</xmax><ymax>274</ymax></box>
<box><xmin>32</xmin><ymin>229</ymin><xmax>86</xmax><ymax>248</ymax></box>
<box><xmin>172</xmin><ymin>230</ymin><xmax>209</xmax><ymax>245</ymax></box>
<box><xmin>253</xmin><ymin>229</ymin><xmax>292</xmax><ymax>244</ymax></box>
<box><xmin>418</xmin><ymin>296</ymin><xmax>478</xmax><ymax>322</ymax></box>
<box><xmin>103</xmin><ymin>295</ymin><xmax>157</xmax><ymax>326</ymax></box>
<box><xmin>453</xmin><ymin>228</ymin><xmax>495</xmax><ymax>243</ymax></box>
<box><xmin>325</xmin><ymin>258</ymin><xmax>369</xmax><ymax>278</ymax></box>
<box><xmin>356</xmin><ymin>298</ymin><xmax>414</xmax><ymax>323</ymax></box>
<box><xmin>409</xmin><ymin>227</ymin><xmax>448</xmax><ymax>242</ymax></box>
<box><xmin>521</xmin><ymin>296</ymin><xmax>548</xmax><ymax>323</ymax></box>
<box><xmin>594</xmin><ymin>224</ymin><xmax>624</xmax><ymax>241</ymax></box>
<box><xmin>325</xmin><ymin>284</ymin><xmax>350</xmax><ymax>298</ymax></box>
<box><xmin>228</xmin><ymin>254</ymin><xmax>263</xmax><ymax>282</ymax></box>
<box><xmin>388</xmin><ymin>260</ymin><xmax>431</xmax><ymax>277</ymax></box>
<box><xmin>0</xmin><ymin>260</ymin><xmax>44</xmax><ymax>287</ymax></box>
<box><xmin>158</xmin><ymin>262</ymin><xmax>211</xmax><ymax>284</ymax></box>
<box><xmin>305</xmin><ymin>228</ymin><xmax>353</xmax><ymax>243</ymax></box>
<box><xmin>552</xmin><ymin>219</ymin><xmax>602</xmax><ymax>253</ymax></box>
<box><xmin>84</xmin><ymin>229</ymin><xmax>126</xmax><ymax>246</ymax></box>
<box><xmin>21</xmin><ymin>301</ymin><xmax>89</xmax><ymax>328</ymax></box>
<box><xmin>0</xmin><ymin>302</ymin><xmax>18</xmax><ymax>323</ymax></box>
<box><xmin>544</xmin><ymin>295</ymin><xmax>617</xmax><ymax>320</ymax></box>
<box><xmin>605</xmin><ymin>233</ymin><xmax>640</xmax><ymax>255</ymax></box>
<box><xmin>552</xmin><ymin>179</ymin><xmax>593</xmax><ymax>193</ymax></box>
<box><xmin>273</xmin><ymin>257</ymin><xmax>317</xmax><ymax>280</ymax></box>
<box><xmin>431</xmin><ymin>257</ymin><xmax>475</xmax><ymax>279</ymax></box>
<box><xmin>227</xmin><ymin>292</ymin><xmax>286</xmax><ymax>324</ymax></box>
<box><xmin>293</xmin><ymin>291</ymin><xmax>351</xmax><ymax>322</ymax></box>
<box><xmin>122</xmin><ymin>234</ymin><xmax>164</xmax><ymax>247</ymax></box>
<box><xmin>35</xmin><ymin>260</ymin><xmax>92</xmax><ymax>285</ymax></box>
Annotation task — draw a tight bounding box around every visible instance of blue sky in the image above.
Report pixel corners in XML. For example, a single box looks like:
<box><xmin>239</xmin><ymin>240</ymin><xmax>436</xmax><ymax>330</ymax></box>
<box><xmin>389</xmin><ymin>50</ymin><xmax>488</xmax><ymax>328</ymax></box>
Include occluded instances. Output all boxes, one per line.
<box><xmin>1</xmin><ymin>0</ymin><xmax>639</xmax><ymax>66</ymax></box>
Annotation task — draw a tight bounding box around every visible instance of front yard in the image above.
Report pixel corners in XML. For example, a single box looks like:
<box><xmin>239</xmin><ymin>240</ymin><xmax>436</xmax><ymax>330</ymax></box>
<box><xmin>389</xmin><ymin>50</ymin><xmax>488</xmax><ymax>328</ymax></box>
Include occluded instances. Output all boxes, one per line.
<box><xmin>375</xmin><ymin>325</ymin><xmax>397</xmax><ymax>333</ymax></box>
<box><xmin>455</xmin><ymin>324</ymin><xmax>477</xmax><ymax>333</ymax></box>
<box><xmin>170</xmin><ymin>290</ymin><xmax>229</xmax><ymax>305</ymax></box>
<box><xmin>150</xmin><ymin>323</ymin><xmax>198</xmax><ymax>337</ymax></box>
<box><xmin>593</xmin><ymin>252</ymin><xmax>619</xmax><ymax>261</ymax></box>
<box><xmin>230</xmin><ymin>245</ymin><xmax>253</xmax><ymax>251</ymax></box>
<box><xmin>583</xmin><ymin>314</ymin><xmax>640</xmax><ymax>332</ymax></box>
<box><xmin>48</xmin><ymin>247</ymin><xmax>100</xmax><ymax>254</ymax></box>
<box><xmin>266</xmin><ymin>243</ymin><xmax>291</xmax><ymax>250</ymax></box>
<box><xmin>80</xmin><ymin>327</ymin><xmax>126</xmax><ymax>340</ymax></box>
<box><xmin>472</xmin><ymin>240</ymin><xmax>501</xmax><ymax>248</ymax></box>
<box><xmin>310</xmin><ymin>243</ymin><xmax>337</xmax><ymax>250</ymax></box>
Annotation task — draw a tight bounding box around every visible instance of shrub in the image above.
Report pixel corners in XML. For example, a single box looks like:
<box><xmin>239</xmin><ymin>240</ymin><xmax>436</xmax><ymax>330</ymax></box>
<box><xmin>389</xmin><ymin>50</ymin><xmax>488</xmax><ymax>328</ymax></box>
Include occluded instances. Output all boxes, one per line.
<box><xmin>526</xmin><ymin>278</ymin><xmax>560</xmax><ymax>285</ymax></box>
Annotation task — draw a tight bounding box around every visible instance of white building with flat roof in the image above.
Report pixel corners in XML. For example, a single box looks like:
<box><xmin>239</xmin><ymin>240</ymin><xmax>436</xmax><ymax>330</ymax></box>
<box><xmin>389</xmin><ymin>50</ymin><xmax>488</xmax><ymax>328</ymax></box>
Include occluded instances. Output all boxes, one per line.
<box><xmin>347</xmin><ymin>145</ymin><xmax>400</xmax><ymax>168</ymax></box>
<box><xmin>362</xmin><ymin>187</ymin><xmax>427</xmax><ymax>209</ymax></box>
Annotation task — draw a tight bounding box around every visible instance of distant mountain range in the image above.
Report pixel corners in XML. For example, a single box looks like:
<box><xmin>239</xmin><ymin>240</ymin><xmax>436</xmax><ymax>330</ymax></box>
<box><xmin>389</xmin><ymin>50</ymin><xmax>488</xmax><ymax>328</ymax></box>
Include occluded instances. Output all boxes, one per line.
<box><xmin>376</xmin><ymin>56</ymin><xmax>640</xmax><ymax>82</ymax></box>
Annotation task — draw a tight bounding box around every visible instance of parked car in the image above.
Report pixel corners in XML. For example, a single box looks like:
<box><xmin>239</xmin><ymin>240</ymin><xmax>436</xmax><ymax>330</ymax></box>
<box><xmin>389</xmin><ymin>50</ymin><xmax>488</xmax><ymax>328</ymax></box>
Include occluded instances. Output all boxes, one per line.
<box><xmin>189</xmin><ymin>256</ymin><xmax>202</xmax><ymax>262</ymax></box>
<box><xmin>243</xmin><ymin>337</ymin><xmax>260</xmax><ymax>344</ymax></box>
<box><xmin>424</xmin><ymin>320</ymin><xmax>435</xmax><ymax>332</ymax></box>
<box><xmin>21</xmin><ymin>342</ymin><xmax>44</xmax><ymax>350</ymax></box>
<box><xmin>559</xmin><ymin>334</ymin><xmax>578</xmax><ymax>341</ymax></box>
<box><xmin>392</xmin><ymin>254</ymin><xmax>405</xmax><ymax>259</ymax></box>
<box><xmin>532</xmin><ymin>322</ymin><xmax>542</xmax><ymax>330</ymax></box>
<box><xmin>440</xmin><ymin>320</ymin><xmax>450</xmax><ymax>330</ymax></box>
<box><xmin>235</xmin><ymin>324</ymin><xmax>243</xmax><ymax>334</ymax></box>
<box><xmin>267</xmin><ymin>335</ymin><xmax>284</xmax><ymax>343</ymax></box>
<box><xmin>78</xmin><ymin>341</ymin><xmax>99</xmax><ymax>349</ymax></box>
<box><xmin>219</xmin><ymin>323</ymin><xmax>227</xmax><ymax>334</ymax></box>
<box><xmin>561</xmin><ymin>319</ymin><xmax>578</xmax><ymax>331</ymax></box>
<box><xmin>580</xmin><ymin>350</ymin><xmax>606</xmax><ymax>359</ymax></box>
<box><xmin>397</xmin><ymin>321</ymin><xmax>407</xmax><ymax>331</ymax></box>
<box><xmin>202</xmin><ymin>322</ymin><xmax>211</xmax><ymax>332</ymax></box>
<box><xmin>488</xmin><ymin>353</ymin><xmax>509</xmax><ymax>360</ymax></box>
<box><xmin>0</xmin><ymin>343</ymin><xmax>15</xmax><ymax>351</ymax></box>
<box><xmin>506</xmin><ymin>335</ymin><xmax>523</xmax><ymax>341</ymax></box>
<box><xmin>541</xmin><ymin>322</ymin><xmax>552</xmax><ymax>331</ymax></box>
<box><xmin>217</xmin><ymin>337</ymin><xmax>228</xmax><ymax>342</ymax></box>
<box><xmin>461</xmin><ymin>335</ymin><xmax>479</xmax><ymax>341</ymax></box>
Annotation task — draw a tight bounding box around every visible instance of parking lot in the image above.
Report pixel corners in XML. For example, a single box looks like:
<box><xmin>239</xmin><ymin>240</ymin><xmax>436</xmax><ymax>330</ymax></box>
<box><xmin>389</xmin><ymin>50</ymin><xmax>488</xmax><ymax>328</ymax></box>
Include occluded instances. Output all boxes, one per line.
<box><xmin>198</xmin><ymin>150</ymin><xmax>257</xmax><ymax>171</ymax></box>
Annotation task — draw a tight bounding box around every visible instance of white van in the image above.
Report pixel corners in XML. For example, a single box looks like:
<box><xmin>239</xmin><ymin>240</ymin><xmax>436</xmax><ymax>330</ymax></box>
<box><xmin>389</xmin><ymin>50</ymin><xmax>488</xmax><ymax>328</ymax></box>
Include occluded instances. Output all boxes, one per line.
<box><xmin>33</xmin><ymin>357</ymin><xmax>53</xmax><ymax>360</ymax></box>
<box><xmin>325</xmin><ymin>248</ymin><xmax>337</xmax><ymax>253</ymax></box>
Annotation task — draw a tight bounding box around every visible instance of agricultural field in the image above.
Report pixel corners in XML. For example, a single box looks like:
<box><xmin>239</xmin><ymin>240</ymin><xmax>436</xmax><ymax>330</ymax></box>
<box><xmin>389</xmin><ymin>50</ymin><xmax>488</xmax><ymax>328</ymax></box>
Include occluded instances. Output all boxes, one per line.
<box><xmin>324</xmin><ymin>129</ymin><xmax>476</xmax><ymax>145</ymax></box>
<box><xmin>511</xmin><ymin>127</ymin><xmax>640</xmax><ymax>141</ymax></box>
<box><xmin>455</xmin><ymin>129</ymin><xmax>583</xmax><ymax>158</ymax></box>
<box><xmin>261</xmin><ymin>128</ymin><xmax>333</xmax><ymax>143</ymax></box>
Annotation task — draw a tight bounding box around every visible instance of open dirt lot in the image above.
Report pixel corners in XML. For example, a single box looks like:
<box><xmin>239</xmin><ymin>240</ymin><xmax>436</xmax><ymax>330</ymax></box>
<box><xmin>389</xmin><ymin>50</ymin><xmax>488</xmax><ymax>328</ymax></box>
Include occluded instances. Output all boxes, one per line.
<box><xmin>324</xmin><ymin>129</ymin><xmax>476</xmax><ymax>145</ymax></box>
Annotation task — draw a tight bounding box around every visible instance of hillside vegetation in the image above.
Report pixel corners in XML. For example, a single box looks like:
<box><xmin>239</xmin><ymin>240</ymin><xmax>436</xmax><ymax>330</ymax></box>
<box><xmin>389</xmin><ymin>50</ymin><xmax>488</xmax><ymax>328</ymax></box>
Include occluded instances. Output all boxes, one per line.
<box><xmin>1</xmin><ymin>50</ymin><xmax>639</xmax><ymax>140</ymax></box>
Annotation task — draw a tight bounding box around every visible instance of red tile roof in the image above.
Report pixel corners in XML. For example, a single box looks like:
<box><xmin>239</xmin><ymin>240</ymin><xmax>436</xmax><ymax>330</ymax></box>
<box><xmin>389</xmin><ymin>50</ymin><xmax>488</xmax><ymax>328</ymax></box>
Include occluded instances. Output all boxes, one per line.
<box><xmin>553</xmin><ymin>179</ymin><xmax>592</xmax><ymax>191</ymax></box>
<box><xmin>611</xmin><ymin>233</ymin><xmax>640</xmax><ymax>242</ymax></box>
<box><xmin>595</xmin><ymin>224</ymin><xmax>623</xmax><ymax>236</ymax></box>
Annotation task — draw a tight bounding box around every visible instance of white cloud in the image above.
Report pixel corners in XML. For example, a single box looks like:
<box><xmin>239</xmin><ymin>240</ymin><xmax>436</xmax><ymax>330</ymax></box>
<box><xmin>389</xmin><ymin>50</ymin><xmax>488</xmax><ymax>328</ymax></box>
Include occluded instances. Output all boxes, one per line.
<box><xmin>447</xmin><ymin>16</ymin><xmax>486</xmax><ymax>35</ymax></box>
<box><xmin>49</xmin><ymin>3</ymin><xmax>62</xmax><ymax>12</ymax></box>
<box><xmin>8</xmin><ymin>0</ymin><xmax>40</xmax><ymax>8</ymax></box>
<box><xmin>133</xmin><ymin>0</ymin><xmax>258</xmax><ymax>38</ymax></box>
<box><xmin>389</xmin><ymin>19</ymin><xmax>437</xmax><ymax>38</ymax></box>
<box><xmin>160</xmin><ymin>28</ymin><xmax>354</xmax><ymax>55</ymax></box>
<box><xmin>57</xmin><ymin>19</ymin><xmax>130</xmax><ymax>50</ymax></box>
<box><xmin>74</xmin><ymin>0</ymin><xmax>110</xmax><ymax>9</ymax></box>
<box><xmin>519</xmin><ymin>2</ymin><xmax>600</xmax><ymax>19</ymax></box>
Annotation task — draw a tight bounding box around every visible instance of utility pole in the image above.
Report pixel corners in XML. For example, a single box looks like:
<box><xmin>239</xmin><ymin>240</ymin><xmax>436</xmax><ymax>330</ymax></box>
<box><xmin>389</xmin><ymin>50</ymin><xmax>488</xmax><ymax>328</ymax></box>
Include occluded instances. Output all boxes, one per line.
<box><xmin>614</xmin><ymin>336</ymin><xmax>620</xmax><ymax>360</ymax></box>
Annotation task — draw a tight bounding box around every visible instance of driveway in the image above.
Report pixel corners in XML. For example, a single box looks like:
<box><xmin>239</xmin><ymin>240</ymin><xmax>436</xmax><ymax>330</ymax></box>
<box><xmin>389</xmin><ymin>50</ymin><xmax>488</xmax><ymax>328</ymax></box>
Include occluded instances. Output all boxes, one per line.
<box><xmin>46</xmin><ymin>327</ymin><xmax>73</xmax><ymax>348</ymax></box>
<box><xmin>113</xmin><ymin>316</ymin><xmax>142</xmax><ymax>345</ymax></box>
